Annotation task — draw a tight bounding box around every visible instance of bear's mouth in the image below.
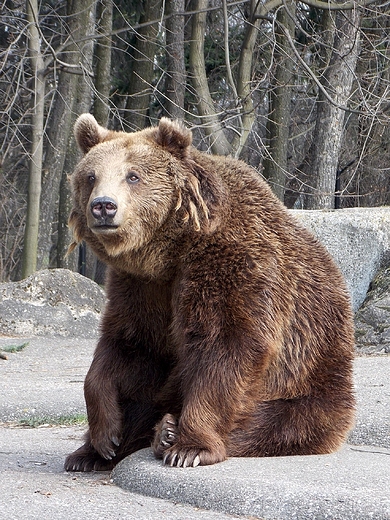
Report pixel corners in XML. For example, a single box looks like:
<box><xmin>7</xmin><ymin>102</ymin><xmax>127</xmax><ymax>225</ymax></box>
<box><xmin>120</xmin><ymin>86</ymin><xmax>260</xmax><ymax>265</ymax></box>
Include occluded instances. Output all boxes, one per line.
<box><xmin>92</xmin><ymin>224</ymin><xmax>119</xmax><ymax>234</ymax></box>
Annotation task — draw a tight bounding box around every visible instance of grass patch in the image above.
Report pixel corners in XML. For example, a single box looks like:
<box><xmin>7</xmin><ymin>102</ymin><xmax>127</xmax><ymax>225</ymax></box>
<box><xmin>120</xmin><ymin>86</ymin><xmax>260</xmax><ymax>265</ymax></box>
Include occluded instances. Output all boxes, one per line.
<box><xmin>1</xmin><ymin>342</ymin><xmax>29</xmax><ymax>353</ymax></box>
<box><xmin>18</xmin><ymin>414</ymin><xmax>87</xmax><ymax>428</ymax></box>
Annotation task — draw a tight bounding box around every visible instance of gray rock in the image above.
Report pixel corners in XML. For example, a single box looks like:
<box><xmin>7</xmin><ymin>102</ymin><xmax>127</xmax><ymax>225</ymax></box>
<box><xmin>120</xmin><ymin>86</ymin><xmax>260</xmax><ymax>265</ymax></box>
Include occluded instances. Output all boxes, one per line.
<box><xmin>354</xmin><ymin>263</ymin><xmax>390</xmax><ymax>355</ymax></box>
<box><xmin>292</xmin><ymin>207</ymin><xmax>390</xmax><ymax>312</ymax></box>
<box><xmin>0</xmin><ymin>269</ymin><xmax>104</xmax><ymax>338</ymax></box>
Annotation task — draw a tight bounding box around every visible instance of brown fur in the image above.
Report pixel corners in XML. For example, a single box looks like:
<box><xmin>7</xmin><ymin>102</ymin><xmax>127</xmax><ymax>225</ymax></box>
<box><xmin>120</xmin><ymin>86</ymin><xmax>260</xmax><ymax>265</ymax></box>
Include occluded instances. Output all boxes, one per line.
<box><xmin>64</xmin><ymin>114</ymin><xmax>355</xmax><ymax>471</ymax></box>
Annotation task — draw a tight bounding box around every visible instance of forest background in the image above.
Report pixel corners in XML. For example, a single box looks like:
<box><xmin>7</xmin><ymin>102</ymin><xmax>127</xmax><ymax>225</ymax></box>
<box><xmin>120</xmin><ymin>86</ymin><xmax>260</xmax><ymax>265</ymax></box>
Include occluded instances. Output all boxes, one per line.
<box><xmin>1</xmin><ymin>0</ymin><xmax>389</xmax><ymax>282</ymax></box>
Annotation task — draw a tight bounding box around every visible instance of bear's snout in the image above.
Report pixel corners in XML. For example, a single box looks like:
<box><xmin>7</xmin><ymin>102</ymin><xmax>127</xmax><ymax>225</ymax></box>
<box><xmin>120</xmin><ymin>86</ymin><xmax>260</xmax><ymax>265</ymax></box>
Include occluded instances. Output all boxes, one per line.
<box><xmin>90</xmin><ymin>196</ymin><xmax>118</xmax><ymax>228</ymax></box>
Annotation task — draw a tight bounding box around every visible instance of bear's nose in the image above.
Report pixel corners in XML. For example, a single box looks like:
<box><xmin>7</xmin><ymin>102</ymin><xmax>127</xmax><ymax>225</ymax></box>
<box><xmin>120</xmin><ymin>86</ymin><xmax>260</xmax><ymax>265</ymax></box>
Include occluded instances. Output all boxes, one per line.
<box><xmin>90</xmin><ymin>197</ymin><xmax>118</xmax><ymax>220</ymax></box>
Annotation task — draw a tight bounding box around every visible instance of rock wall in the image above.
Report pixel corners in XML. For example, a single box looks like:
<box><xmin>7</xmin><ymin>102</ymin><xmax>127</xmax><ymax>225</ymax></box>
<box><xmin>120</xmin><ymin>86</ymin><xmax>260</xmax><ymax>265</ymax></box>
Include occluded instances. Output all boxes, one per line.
<box><xmin>293</xmin><ymin>207</ymin><xmax>390</xmax><ymax>312</ymax></box>
<box><xmin>354</xmin><ymin>264</ymin><xmax>390</xmax><ymax>354</ymax></box>
<box><xmin>294</xmin><ymin>207</ymin><xmax>390</xmax><ymax>355</ymax></box>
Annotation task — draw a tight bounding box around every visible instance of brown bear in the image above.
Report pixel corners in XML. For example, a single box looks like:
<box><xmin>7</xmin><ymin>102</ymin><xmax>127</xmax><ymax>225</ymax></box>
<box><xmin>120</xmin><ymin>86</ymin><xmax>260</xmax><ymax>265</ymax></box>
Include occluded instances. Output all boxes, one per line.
<box><xmin>64</xmin><ymin>114</ymin><xmax>355</xmax><ymax>472</ymax></box>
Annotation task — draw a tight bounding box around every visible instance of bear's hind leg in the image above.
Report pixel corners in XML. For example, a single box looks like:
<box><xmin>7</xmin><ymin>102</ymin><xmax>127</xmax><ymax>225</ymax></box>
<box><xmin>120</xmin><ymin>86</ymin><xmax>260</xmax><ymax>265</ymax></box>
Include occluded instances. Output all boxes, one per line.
<box><xmin>228</xmin><ymin>393</ymin><xmax>355</xmax><ymax>458</ymax></box>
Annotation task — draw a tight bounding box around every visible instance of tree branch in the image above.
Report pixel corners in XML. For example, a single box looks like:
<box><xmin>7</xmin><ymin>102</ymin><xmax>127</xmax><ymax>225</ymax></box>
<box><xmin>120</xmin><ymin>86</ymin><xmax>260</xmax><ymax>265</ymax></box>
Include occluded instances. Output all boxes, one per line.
<box><xmin>281</xmin><ymin>18</ymin><xmax>366</xmax><ymax>115</ymax></box>
<box><xmin>26</xmin><ymin>0</ymin><xmax>94</xmax><ymax>75</ymax></box>
<box><xmin>253</xmin><ymin>0</ymin><xmax>382</xmax><ymax>18</ymax></box>
<box><xmin>298</xmin><ymin>0</ymin><xmax>380</xmax><ymax>10</ymax></box>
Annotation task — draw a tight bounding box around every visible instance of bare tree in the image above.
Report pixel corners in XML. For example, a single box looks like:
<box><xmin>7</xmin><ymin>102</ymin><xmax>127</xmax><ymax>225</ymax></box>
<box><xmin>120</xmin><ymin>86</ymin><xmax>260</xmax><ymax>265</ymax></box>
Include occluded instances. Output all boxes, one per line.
<box><xmin>57</xmin><ymin>0</ymin><xmax>97</xmax><ymax>269</ymax></box>
<box><xmin>1</xmin><ymin>0</ymin><xmax>389</xmax><ymax>281</ymax></box>
<box><xmin>94</xmin><ymin>0</ymin><xmax>113</xmax><ymax>126</ymax></box>
<box><xmin>263</xmin><ymin>0</ymin><xmax>296</xmax><ymax>201</ymax></box>
<box><xmin>39</xmin><ymin>2</ymin><xmax>80</xmax><ymax>270</ymax></box>
<box><xmin>189</xmin><ymin>0</ymin><xmax>231</xmax><ymax>155</ymax></box>
<box><xmin>165</xmin><ymin>0</ymin><xmax>186</xmax><ymax>120</ymax></box>
<box><xmin>305</xmin><ymin>7</ymin><xmax>361</xmax><ymax>209</ymax></box>
<box><xmin>123</xmin><ymin>0</ymin><xmax>163</xmax><ymax>130</ymax></box>
<box><xmin>22</xmin><ymin>0</ymin><xmax>45</xmax><ymax>278</ymax></box>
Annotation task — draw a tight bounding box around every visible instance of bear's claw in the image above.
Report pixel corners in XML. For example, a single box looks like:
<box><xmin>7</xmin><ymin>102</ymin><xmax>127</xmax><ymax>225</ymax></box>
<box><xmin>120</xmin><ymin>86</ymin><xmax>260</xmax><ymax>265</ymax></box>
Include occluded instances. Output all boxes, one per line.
<box><xmin>162</xmin><ymin>445</ymin><xmax>225</xmax><ymax>467</ymax></box>
<box><xmin>90</xmin><ymin>431</ymin><xmax>122</xmax><ymax>461</ymax></box>
<box><xmin>153</xmin><ymin>413</ymin><xmax>225</xmax><ymax>467</ymax></box>
<box><xmin>163</xmin><ymin>451</ymin><xmax>201</xmax><ymax>468</ymax></box>
<box><xmin>152</xmin><ymin>413</ymin><xmax>179</xmax><ymax>458</ymax></box>
<box><xmin>94</xmin><ymin>441</ymin><xmax>117</xmax><ymax>460</ymax></box>
<box><xmin>111</xmin><ymin>436</ymin><xmax>121</xmax><ymax>447</ymax></box>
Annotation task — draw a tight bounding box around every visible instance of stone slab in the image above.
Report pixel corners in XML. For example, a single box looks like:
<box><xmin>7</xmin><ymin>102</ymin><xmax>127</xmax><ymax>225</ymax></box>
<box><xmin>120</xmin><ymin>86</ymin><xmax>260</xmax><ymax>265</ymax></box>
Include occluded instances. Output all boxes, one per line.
<box><xmin>112</xmin><ymin>445</ymin><xmax>390</xmax><ymax>520</ymax></box>
<box><xmin>0</xmin><ymin>426</ymin><xmax>245</xmax><ymax>520</ymax></box>
<box><xmin>112</xmin><ymin>353</ymin><xmax>390</xmax><ymax>520</ymax></box>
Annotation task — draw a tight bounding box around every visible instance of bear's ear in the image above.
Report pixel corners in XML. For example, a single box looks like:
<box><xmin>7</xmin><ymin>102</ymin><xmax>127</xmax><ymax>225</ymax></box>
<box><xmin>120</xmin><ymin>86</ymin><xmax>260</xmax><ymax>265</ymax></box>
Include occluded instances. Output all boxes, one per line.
<box><xmin>154</xmin><ymin>118</ymin><xmax>192</xmax><ymax>159</ymax></box>
<box><xmin>74</xmin><ymin>114</ymin><xmax>110</xmax><ymax>154</ymax></box>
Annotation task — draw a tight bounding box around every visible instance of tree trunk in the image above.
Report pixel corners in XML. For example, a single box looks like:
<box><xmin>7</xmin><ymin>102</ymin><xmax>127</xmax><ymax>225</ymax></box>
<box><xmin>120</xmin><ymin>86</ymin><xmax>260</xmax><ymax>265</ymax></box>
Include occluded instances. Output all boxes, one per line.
<box><xmin>91</xmin><ymin>0</ymin><xmax>113</xmax><ymax>283</ymax></box>
<box><xmin>263</xmin><ymin>0</ymin><xmax>296</xmax><ymax>202</ymax></box>
<box><xmin>165</xmin><ymin>0</ymin><xmax>186</xmax><ymax>120</ymax></box>
<box><xmin>94</xmin><ymin>0</ymin><xmax>113</xmax><ymax>126</ymax></box>
<box><xmin>306</xmin><ymin>7</ymin><xmax>360</xmax><ymax>209</ymax></box>
<box><xmin>234</xmin><ymin>0</ymin><xmax>262</xmax><ymax>157</ymax></box>
<box><xmin>189</xmin><ymin>0</ymin><xmax>231</xmax><ymax>155</ymax></box>
<box><xmin>38</xmin><ymin>66</ymin><xmax>78</xmax><ymax>271</ymax></box>
<box><xmin>56</xmin><ymin>0</ymin><xmax>96</xmax><ymax>270</ymax></box>
<box><xmin>38</xmin><ymin>0</ymin><xmax>96</xmax><ymax>270</ymax></box>
<box><xmin>22</xmin><ymin>0</ymin><xmax>45</xmax><ymax>278</ymax></box>
<box><xmin>124</xmin><ymin>0</ymin><xmax>162</xmax><ymax>130</ymax></box>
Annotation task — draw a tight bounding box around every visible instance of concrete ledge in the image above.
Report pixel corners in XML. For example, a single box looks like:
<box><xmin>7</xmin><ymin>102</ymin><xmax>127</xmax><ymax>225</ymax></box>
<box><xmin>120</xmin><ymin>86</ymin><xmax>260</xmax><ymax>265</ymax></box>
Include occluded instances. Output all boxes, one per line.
<box><xmin>112</xmin><ymin>446</ymin><xmax>390</xmax><ymax>520</ymax></box>
<box><xmin>112</xmin><ymin>356</ymin><xmax>390</xmax><ymax>520</ymax></box>
<box><xmin>292</xmin><ymin>207</ymin><xmax>390</xmax><ymax>311</ymax></box>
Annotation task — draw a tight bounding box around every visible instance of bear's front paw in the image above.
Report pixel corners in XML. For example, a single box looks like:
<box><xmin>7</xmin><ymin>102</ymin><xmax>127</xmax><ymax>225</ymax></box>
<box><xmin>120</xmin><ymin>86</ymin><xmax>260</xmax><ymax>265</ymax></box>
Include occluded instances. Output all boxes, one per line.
<box><xmin>162</xmin><ymin>444</ymin><xmax>226</xmax><ymax>468</ymax></box>
<box><xmin>65</xmin><ymin>443</ymin><xmax>116</xmax><ymax>472</ymax></box>
<box><xmin>152</xmin><ymin>413</ymin><xmax>178</xmax><ymax>458</ymax></box>
<box><xmin>91</xmin><ymin>432</ymin><xmax>121</xmax><ymax>461</ymax></box>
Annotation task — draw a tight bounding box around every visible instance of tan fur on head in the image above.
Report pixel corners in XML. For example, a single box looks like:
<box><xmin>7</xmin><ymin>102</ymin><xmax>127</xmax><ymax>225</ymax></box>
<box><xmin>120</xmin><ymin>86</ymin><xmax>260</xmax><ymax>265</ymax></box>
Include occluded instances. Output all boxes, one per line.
<box><xmin>67</xmin><ymin>115</ymin><xmax>222</xmax><ymax>267</ymax></box>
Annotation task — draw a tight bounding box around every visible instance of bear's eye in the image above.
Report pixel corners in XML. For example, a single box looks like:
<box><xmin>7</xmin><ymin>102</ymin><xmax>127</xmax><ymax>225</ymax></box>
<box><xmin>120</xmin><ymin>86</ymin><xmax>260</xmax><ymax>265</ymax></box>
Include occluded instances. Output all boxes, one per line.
<box><xmin>126</xmin><ymin>171</ymin><xmax>140</xmax><ymax>184</ymax></box>
<box><xmin>87</xmin><ymin>174</ymin><xmax>95</xmax><ymax>185</ymax></box>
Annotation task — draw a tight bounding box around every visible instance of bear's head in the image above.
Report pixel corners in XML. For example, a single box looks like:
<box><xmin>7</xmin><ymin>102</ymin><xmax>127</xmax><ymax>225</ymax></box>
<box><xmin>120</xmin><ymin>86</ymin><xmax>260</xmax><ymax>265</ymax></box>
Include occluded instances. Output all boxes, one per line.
<box><xmin>68</xmin><ymin>115</ymin><xmax>221</xmax><ymax>260</ymax></box>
